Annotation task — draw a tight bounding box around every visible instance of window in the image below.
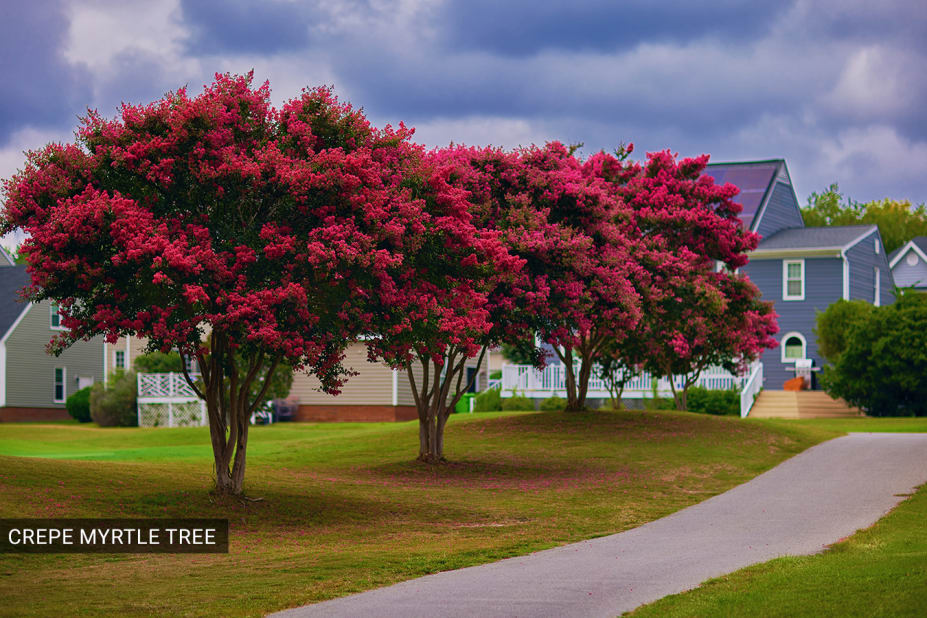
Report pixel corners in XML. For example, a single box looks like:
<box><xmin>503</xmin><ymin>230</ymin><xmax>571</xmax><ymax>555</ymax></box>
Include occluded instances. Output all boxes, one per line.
<box><xmin>780</xmin><ymin>332</ymin><xmax>806</xmax><ymax>363</ymax></box>
<box><xmin>782</xmin><ymin>260</ymin><xmax>804</xmax><ymax>300</ymax></box>
<box><xmin>874</xmin><ymin>267</ymin><xmax>880</xmax><ymax>306</ymax></box>
<box><xmin>907</xmin><ymin>251</ymin><xmax>919</xmax><ymax>266</ymax></box>
<box><xmin>50</xmin><ymin>303</ymin><xmax>65</xmax><ymax>330</ymax></box>
<box><xmin>115</xmin><ymin>350</ymin><xmax>125</xmax><ymax>370</ymax></box>
<box><xmin>54</xmin><ymin>367</ymin><xmax>66</xmax><ymax>403</ymax></box>
<box><xmin>874</xmin><ymin>238</ymin><xmax>880</xmax><ymax>254</ymax></box>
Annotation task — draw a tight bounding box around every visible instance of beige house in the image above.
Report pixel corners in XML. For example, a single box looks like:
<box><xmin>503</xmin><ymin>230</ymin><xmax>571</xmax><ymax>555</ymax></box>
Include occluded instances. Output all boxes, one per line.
<box><xmin>292</xmin><ymin>342</ymin><xmax>488</xmax><ymax>422</ymax></box>
<box><xmin>118</xmin><ymin>335</ymin><xmax>487</xmax><ymax>422</ymax></box>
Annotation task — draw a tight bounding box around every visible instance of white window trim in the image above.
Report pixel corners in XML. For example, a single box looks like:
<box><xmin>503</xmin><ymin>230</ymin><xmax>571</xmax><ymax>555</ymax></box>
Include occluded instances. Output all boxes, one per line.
<box><xmin>50</xmin><ymin>303</ymin><xmax>66</xmax><ymax>330</ymax></box>
<box><xmin>782</xmin><ymin>259</ymin><xmax>805</xmax><ymax>301</ymax></box>
<box><xmin>874</xmin><ymin>267</ymin><xmax>881</xmax><ymax>307</ymax></box>
<box><xmin>53</xmin><ymin>367</ymin><xmax>67</xmax><ymax>403</ymax></box>
<box><xmin>780</xmin><ymin>332</ymin><xmax>807</xmax><ymax>364</ymax></box>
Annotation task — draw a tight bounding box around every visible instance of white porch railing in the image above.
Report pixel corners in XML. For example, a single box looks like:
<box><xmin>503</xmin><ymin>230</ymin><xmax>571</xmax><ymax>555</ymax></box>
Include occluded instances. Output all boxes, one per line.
<box><xmin>137</xmin><ymin>372</ymin><xmax>205</xmax><ymax>428</ymax></box>
<box><xmin>500</xmin><ymin>362</ymin><xmax>763</xmax><ymax>416</ymax></box>
<box><xmin>739</xmin><ymin>361</ymin><xmax>763</xmax><ymax>418</ymax></box>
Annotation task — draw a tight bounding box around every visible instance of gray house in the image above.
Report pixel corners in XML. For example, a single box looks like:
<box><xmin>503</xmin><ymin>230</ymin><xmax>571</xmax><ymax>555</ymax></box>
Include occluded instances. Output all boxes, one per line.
<box><xmin>705</xmin><ymin>160</ymin><xmax>894</xmax><ymax>390</ymax></box>
<box><xmin>0</xmin><ymin>260</ymin><xmax>103</xmax><ymax>421</ymax></box>
<box><xmin>888</xmin><ymin>236</ymin><xmax>927</xmax><ymax>292</ymax></box>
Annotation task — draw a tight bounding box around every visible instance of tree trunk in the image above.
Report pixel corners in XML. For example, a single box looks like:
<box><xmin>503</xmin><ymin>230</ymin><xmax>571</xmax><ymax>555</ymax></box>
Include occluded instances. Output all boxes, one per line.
<box><xmin>181</xmin><ymin>332</ymin><xmax>280</xmax><ymax>496</ymax></box>
<box><xmin>407</xmin><ymin>348</ymin><xmax>483</xmax><ymax>464</ymax></box>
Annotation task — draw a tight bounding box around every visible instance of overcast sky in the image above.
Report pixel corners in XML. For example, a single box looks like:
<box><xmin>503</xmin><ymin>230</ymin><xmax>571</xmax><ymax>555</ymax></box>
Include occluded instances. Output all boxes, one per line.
<box><xmin>2</xmin><ymin>0</ymin><xmax>925</xmax><ymax>251</ymax></box>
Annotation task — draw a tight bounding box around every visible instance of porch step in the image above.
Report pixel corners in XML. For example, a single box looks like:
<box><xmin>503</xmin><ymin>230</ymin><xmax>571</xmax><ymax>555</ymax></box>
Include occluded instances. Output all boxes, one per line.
<box><xmin>748</xmin><ymin>391</ymin><xmax>863</xmax><ymax>419</ymax></box>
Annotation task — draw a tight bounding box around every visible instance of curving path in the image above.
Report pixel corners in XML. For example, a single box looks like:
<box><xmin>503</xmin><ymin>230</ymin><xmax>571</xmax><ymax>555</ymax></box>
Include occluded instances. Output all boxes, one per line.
<box><xmin>271</xmin><ymin>433</ymin><xmax>927</xmax><ymax>618</ymax></box>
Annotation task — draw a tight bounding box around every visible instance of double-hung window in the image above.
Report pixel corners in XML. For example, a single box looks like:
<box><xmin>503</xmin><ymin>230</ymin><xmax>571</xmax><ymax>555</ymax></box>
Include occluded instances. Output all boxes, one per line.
<box><xmin>783</xmin><ymin>260</ymin><xmax>804</xmax><ymax>301</ymax></box>
<box><xmin>50</xmin><ymin>303</ymin><xmax>66</xmax><ymax>330</ymax></box>
<box><xmin>54</xmin><ymin>367</ymin><xmax>66</xmax><ymax>403</ymax></box>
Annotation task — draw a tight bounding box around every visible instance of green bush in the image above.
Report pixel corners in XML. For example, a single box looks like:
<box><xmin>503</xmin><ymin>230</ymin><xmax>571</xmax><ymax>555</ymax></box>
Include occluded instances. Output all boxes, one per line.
<box><xmin>539</xmin><ymin>395</ymin><xmax>565</xmax><ymax>411</ymax></box>
<box><xmin>134</xmin><ymin>351</ymin><xmax>184</xmax><ymax>373</ymax></box>
<box><xmin>821</xmin><ymin>291</ymin><xmax>927</xmax><ymax>416</ymax></box>
<box><xmin>814</xmin><ymin>299</ymin><xmax>875</xmax><ymax>363</ymax></box>
<box><xmin>473</xmin><ymin>387</ymin><xmax>501</xmax><ymax>412</ymax></box>
<box><xmin>686</xmin><ymin>386</ymin><xmax>739</xmax><ymax>415</ymax></box>
<box><xmin>90</xmin><ymin>370</ymin><xmax>138</xmax><ymax>427</ymax></box>
<box><xmin>65</xmin><ymin>386</ymin><xmax>93</xmax><ymax>422</ymax></box>
<box><xmin>644</xmin><ymin>396</ymin><xmax>676</xmax><ymax>410</ymax></box>
<box><xmin>501</xmin><ymin>393</ymin><xmax>534</xmax><ymax>411</ymax></box>
<box><xmin>489</xmin><ymin>370</ymin><xmax>502</xmax><ymax>380</ymax></box>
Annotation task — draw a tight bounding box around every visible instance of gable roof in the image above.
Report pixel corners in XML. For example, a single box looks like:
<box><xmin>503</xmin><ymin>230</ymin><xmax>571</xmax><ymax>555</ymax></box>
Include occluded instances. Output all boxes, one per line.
<box><xmin>0</xmin><ymin>266</ymin><xmax>32</xmax><ymax>339</ymax></box>
<box><xmin>888</xmin><ymin>236</ymin><xmax>927</xmax><ymax>267</ymax></box>
<box><xmin>702</xmin><ymin>160</ymin><xmax>783</xmax><ymax>232</ymax></box>
<box><xmin>750</xmin><ymin>225</ymin><xmax>877</xmax><ymax>257</ymax></box>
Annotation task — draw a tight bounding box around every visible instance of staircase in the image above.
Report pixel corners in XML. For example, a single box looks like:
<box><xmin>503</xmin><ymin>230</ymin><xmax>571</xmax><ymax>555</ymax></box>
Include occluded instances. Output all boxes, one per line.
<box><xmin>749</xmin><ymin>390</ymin><xmax>864</xmax><ymax>419</ymax></box>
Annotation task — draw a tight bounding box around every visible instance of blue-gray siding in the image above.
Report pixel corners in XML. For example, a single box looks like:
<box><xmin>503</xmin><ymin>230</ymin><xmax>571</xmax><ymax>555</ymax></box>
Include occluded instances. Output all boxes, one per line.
<box><xmin>754</xmin><ymin>181</ymin><xmax>804</xmax><ymax>240</ymax></box>
<box><xmin>741</xmin><ymin>257</ymin><xmax>843</xmax><ymax>389</ymax></box>
<box><xmin>891</xmin><ymin>247</ymin><xmax>927</xmax><ymax>290</ymax></box>
<box><xmin>846</xmin><ymin>230</ymin><xmax>895</xmax><ymax>306</ymax></box>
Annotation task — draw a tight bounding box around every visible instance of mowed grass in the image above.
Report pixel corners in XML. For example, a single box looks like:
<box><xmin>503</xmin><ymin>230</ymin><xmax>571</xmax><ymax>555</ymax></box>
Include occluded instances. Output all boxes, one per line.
<box><xmin>0</xmin><ymin>410</ymin><xmax>836</xmax><ymax>617</ymax></box>
<box><xmin>631</xmin><ymin>481</ymin><xmax>927</xmax><ymax>617</ymax></box>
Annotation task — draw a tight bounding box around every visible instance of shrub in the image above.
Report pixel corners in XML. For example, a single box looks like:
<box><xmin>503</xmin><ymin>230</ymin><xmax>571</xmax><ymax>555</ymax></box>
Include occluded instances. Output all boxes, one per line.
<box><xmin>501</xmin><ymin>393</ymin><xmax>534</xmax><ymax>411</ymax></box>
<box><xmin>473</xmin><ymin>387</ymin><xmax>501</xmax><ymax>412</ymax></box>
<box><xmin>539</xmin><ymin>395</ymin><xmax>565</xmax><ymax>411</ymax></box>
<box><xmin>65</xmin><ymin>386</ymin><xmax>93</xmax><ymax>422</ymax></box>
<box><xmin>686</xmin><ymin>386</ymin><xmax>739</xmax><ymax>415</ymax></box>
<box><xmin>644</xmin><ymin>396</ymin><xmax>676</xmax><ymax>410</ymax></box>
<box><xmin>133</xmin><ymin>351</ymin><xmax>183</xmax><ymax>373</ymax></box>
<box><xmin>90</xmin><ymin>370</ymin><xmax>138</xmax><ymax>427</ymax></box>
<box><xmin>814</xmin><ymin>299</ymin><xmax>875</xmax><ymax>363</ymax></box>
<box><xmin>489</xmin><ymin>370</ymin><xmax>502</xmax><ymax>380</ymax></box>
<box><xmin>821</xmin><ymin>291</ymin><xmax>927</xmax><ymax>416</ymax></box>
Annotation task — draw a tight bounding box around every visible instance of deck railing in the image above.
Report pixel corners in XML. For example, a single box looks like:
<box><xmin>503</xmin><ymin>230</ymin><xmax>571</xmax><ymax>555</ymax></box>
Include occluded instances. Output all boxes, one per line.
<box><xmin>137</xmin><ymin>372</ymin><xmax>205</xmax><ymax>427</ymax></box>
<box><xmin>500</xmin><ymin>362</ymin><xmax>762</xmax><ymax>415</ymax></box>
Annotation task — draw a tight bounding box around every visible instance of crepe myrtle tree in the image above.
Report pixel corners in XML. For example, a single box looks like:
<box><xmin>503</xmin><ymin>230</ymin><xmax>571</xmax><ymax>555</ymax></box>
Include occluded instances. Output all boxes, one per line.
<box><xmin>1</xmin><ymin>73</ymin><xmax>425</xmax><ymax>495</ymax></box>
<box><xmin>583</xmin><ymin>147</ymin><xmax>776</xmax><ymax>409</ymax></box>
<box><xmin>446</xmin><ymin>143</ymin><xmax>642</xmax><ymax>411</ymax></box>
<box><xmin>365</xmin><ymin>146</ymin><xmax>537</xmax><ymax>463</ymax></box>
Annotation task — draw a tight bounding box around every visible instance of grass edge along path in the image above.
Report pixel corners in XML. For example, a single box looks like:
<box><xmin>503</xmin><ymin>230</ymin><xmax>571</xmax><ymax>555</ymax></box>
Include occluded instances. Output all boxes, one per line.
<box><xmin>630</xmin><ymin>481</ymin><xmax>927</xmax><ymax>617</ymax></box>
<box><xmin>0</xmin><ymin>409</ymin><xmax>852</xmax><ymax>617</ymax></box>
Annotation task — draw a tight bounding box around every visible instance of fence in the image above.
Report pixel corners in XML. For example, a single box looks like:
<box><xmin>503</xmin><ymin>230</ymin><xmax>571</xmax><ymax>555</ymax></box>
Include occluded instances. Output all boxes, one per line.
<box><xmin>500</xmin><ymin>361</ymin><xmax>763</xmax><ymax>416</ymax></box>
<box><xmin>137</xmin><ymin>372</ymin><xmax>206</xmax><ymax>428</ymax></box>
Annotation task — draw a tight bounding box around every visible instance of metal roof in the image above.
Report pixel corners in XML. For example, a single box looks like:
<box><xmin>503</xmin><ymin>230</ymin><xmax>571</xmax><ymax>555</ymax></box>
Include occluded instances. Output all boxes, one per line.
<box><xmin>703</xmin><ymin>160</ymin><xmax>782</xmax><ymax>231</ymax></box>
<box><xmin>0</xmin><ymin>266</ymin><xmax>31</xmax><ymax>339</ymax></box>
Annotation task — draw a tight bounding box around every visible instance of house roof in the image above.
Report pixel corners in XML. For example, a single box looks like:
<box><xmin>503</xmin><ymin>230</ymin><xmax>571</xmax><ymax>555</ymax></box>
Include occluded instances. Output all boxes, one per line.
<box><xmin>888</xmin><ymin>236</ymin><xmax>927</xmax><ymax>265</ymax></box>
<box><xmin>750</xmin><ymin>225</ymin><xmax>877</xmax><ymax>257</ymax></box>
<box><xmin>0</xmin><ymin>266</ymin><xmax>32</xmax><ymax>339</ymax></box>
<box><xmin>703</xmin><ymin>160</ymin><xmax>783</xmax><ymax>231</ymax></box>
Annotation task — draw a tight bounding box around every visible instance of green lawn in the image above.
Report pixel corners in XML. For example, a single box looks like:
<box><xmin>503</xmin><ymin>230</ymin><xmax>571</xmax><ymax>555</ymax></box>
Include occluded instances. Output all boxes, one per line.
<box><xmin>0</xmin><ymin>409</ymin><xmax>834</xmax><ymax>617</ymax></box>
<box><xmin>630</xmin><ymin>481</ymin><xmax>927</xmax><ymax>617</ymax></box>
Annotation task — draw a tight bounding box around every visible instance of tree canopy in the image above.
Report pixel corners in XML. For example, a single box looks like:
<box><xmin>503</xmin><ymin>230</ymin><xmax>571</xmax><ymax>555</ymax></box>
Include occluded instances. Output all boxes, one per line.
<box><xmin>802</xmin><ymin>183</ymin><xmax>927</xmax><ymax>253</ymax></box>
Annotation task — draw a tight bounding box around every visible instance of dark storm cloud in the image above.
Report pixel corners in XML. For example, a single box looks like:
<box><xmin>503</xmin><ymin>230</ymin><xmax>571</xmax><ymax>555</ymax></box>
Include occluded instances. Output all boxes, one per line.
<box><xmin>0</xmin><ymin>0</ymin><xmax>91</xmax><ymax>142</ymax></box>
<box><xmin>439</xmin><ymin>0</ymin><xmax>788</xmax><ymax>56</ymax></box>
<box><xmin>180</xmin><ymin>0</ymin><xmax>312</xmax><ymax>54</ymax></box>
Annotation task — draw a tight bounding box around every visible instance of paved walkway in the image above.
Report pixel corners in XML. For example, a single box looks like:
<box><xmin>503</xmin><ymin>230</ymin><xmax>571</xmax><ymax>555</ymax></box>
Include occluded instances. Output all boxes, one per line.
<box><xmin>272</xmin><ymin>433</ymin><xmax>927</xmax><ymax>618</ymax></box>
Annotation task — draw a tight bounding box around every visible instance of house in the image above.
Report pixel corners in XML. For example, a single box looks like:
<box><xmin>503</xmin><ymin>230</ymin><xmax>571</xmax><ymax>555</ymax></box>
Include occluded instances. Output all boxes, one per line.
<box><xmin>292</xmin><ymin>343</ymin><xmax>488</xmax><ymax>422</ymax></box>
<box><xmin>704</xmin><ymin>160</ymin><xmax>895</xmax><ymax>390</ymax></box>
<box><xmin>888</xmin><ymin>237</ymin><xmax>927</xmax><ymax>292</ymax></box>
<box><xmin>0</xmin><ymin>259</ymin><xmax>104</xmax><ymax>421</ymax></box>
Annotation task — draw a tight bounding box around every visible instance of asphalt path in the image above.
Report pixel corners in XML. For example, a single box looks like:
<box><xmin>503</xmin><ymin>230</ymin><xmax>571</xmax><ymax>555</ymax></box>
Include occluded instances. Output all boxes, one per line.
<box><xmin>272</xmin><ymin>433</ymin><xmax>927</xmax><ymax>617</ymax></box>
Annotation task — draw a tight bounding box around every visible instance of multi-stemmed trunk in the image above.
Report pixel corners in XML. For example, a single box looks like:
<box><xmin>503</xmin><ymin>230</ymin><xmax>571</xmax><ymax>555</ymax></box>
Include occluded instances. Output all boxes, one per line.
<box><xmin>555</xmin><ymin>331</ymin><xmax>607</xmax><ymax>412</ymax></box>
<box><xmin>407</xmin><ymin>346</ymin><xmax>486</xmax><ymax>464</ymax></box>
<box><xmin>180</xmin><ymin>330</ymin><xmax>281</xmax><ymax>496</ymax></box>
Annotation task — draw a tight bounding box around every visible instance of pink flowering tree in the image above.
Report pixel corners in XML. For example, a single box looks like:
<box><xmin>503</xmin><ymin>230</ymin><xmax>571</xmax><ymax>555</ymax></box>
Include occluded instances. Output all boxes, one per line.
<box><xmin>364</xmin><ymin>146</ymin><xmax>539</xmax><ymax>463</ymax></box>
<box><xmin>440</xmin><ymin>143</ymin><xmax>643</xmax><ymax>412</ymax></box>
<box><xmin>586</xmin><ymin>148</ymin><xmax>778</xmax><ymax>409</ymax></box>
<box><xmin>1</xmin><ymin>74</ymin><xmax>424</xmax><ymax>495</ymax></box>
